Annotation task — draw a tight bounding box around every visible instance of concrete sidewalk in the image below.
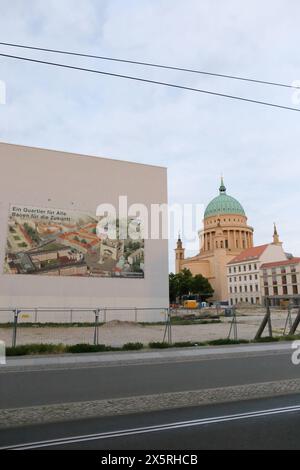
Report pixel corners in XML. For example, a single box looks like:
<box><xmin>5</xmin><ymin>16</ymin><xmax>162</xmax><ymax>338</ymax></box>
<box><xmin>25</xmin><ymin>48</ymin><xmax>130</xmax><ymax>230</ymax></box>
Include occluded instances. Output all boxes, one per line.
<box><xmin>2</xmin><ymin>341</ymin><xmax>294</xmax><ymax>370</ymax></box>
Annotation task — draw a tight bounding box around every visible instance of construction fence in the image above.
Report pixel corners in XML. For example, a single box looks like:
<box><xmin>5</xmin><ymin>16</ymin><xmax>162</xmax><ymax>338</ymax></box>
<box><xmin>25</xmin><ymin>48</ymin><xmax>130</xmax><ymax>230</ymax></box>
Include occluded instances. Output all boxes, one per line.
<box><xmin>0</xmin><ymin>307</ymin><xmax>171</xmax><ymax>348</ymax></box>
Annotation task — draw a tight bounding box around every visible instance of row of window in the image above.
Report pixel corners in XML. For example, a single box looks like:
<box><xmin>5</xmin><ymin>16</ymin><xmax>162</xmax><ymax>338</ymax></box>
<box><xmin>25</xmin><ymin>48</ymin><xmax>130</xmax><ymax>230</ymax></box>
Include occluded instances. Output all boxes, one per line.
<box><xmin>228</xmin><ymin>264</ymin><xmax>257</xmax><ymax>274</ymax></box>
<box><xmin>230</xmin><ymin>297</ymin><xmax>260</xmax><ymax>305</ymax></box>
<box><xmin>263</xmin><ymin>274</ymin><xmax>298</xmax><ymax>287</ymax></box>
<box><xmin>265</xmin><ymin>285</ymin><xmax>299</xmax><ymax>296</ymax></box>
<box><xmin>207</xmin><ymin>239</ymin><xmax>249</xmax><ymax>250</ymax></box>
<box><xmin>230</xmin><ymin>285</ymin><xmax>259</xmax><ymax>294</ymax></box>
<box><xmin>207</xmin><ymin>218</ymin><xmax>244</xmax><ymax>225</ymax></box>
<box><xmin>229</xmin><ymin>274</ymin><xmax>258</xmax><ymax>283</ymax></box>
<box><xmin>263</xmin><ymin>266</ymin><xmax>298</xmax><ymax>276</ymax></box>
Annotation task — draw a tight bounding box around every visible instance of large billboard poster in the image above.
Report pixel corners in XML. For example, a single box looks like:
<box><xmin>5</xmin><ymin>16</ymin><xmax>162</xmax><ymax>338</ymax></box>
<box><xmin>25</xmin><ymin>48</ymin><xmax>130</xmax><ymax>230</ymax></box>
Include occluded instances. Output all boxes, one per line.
<box><xmin>4</xmin><ymin>205</ymin><xmax>145</xmax><ymax>278</ymax></box>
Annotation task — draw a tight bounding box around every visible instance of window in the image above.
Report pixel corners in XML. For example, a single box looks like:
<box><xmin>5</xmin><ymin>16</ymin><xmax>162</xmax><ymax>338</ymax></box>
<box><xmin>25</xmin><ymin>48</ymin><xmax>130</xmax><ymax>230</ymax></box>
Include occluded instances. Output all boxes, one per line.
<box><xmin>272</xmin><ymin>269</ymin><xmax>277</xmax><ymax>285</ymax></box>
<box><xmin>249</xmin><ymin>264</ymin><xmax>252</xmax><ymax>271</ymax></box>
<box><xmin>282</xmin><ymin>276</ymin><xmax>287</xmax><ymax>285</ymax></box>
<box><xmin>265</xmin><ymin>287</ymin><xmax>269</xmax><ymax>296</ymax></box>
<box><xmin>281</xmin><ymin>267</ymin><xmax>286</xmax><ymax>274</ymax></box>
<box><xmin>293</xmin><ymin>285</ymin><xmax>298</xmax><ymax>295</ymax></box>
<box><xmin>283</xmin><ymin>286</ymin><xmax>288</xmax><ymax>295</ymax></box>
<box><xmin>292</xmin><ymin>275</ymin><xmax>297</xmax><ymax>284</ymax></box>
<box><xmin>273</xmin><ymin>286</ymin><xmax>278</xmax><ymax>296</ymax></box>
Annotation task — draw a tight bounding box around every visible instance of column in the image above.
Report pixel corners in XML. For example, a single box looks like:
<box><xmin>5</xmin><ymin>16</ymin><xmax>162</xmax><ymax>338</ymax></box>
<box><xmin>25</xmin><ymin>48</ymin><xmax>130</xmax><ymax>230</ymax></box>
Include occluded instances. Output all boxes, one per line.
<box><xmin>239</xmin><ymin>231</ymin><xmax>242</xmax><ymax>250</ymax></box>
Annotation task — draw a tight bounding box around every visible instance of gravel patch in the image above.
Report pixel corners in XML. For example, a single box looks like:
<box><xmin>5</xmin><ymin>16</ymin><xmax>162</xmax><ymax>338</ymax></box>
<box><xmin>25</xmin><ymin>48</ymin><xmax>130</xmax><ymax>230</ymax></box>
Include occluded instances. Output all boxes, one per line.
<box><xmin>0</xmin><ymin>310</ymin><xmax>297</xmax><ymax>347</ymax></box>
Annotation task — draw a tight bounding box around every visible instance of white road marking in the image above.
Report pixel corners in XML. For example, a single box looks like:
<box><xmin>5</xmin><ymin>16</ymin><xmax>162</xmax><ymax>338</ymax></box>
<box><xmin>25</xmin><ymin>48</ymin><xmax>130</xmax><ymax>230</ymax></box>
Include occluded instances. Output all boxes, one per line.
<box><xmin>2</xmin><ymin>404</ymin><xmax>300</xmax><ymax>450</ymax></box>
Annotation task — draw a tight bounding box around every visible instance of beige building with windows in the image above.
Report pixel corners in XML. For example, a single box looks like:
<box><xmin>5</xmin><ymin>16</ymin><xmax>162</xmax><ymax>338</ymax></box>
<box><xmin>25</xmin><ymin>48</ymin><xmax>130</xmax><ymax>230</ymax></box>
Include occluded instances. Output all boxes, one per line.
<box><xmin>261</xmin><ymin>257</ymin><xmax>300</xmax><ymax>306</ymax></box>
<box><xmin>175</xmin><ymin>178</ymin><xmax>254</xmax><ymax>302</ymax></box>
<box><xmin>227</xmin><ymin>226</ymin><xmax>287</xmax><ymax>306</ymax></box>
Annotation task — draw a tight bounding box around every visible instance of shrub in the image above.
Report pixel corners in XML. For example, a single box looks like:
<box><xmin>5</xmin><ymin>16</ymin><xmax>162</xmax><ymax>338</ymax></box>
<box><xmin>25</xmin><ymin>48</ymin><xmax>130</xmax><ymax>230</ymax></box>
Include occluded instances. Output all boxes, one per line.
<box><xmin>149</xmin><ymin>342</ymin><xmax>171</xmax><ymax>349</ymax></box>
<box><xmin>122</xmin><ymin>342</ymin><xmax>144</xmax><ymax>351</ymax></box>
<box><xmin>6</xmin><ymin>343</ymin><xmax>65</xmax><ymax>356</ymax></box>
<box><xmin>208</xmin><ymin>339</ymin><xmax>249</xmax><ymax>346</ymax></box>
<box><xmin>172</xmin><ymin>341</ymin><xmax>206</xmax><ymax>348</ymax></box>
<box><xmin>279</xmin><ymin>334</ymin><xmax>300</xmax><ymax>342</ymax></box>
<box><xmin>66</xmin><ymin>344</ymin><xmax>110</xmax><ymax>354</ymax></box>
<box><xmin>254</xmin><ymin>337</ymin><xmax>280</xmax><ymax>343</ymax></box>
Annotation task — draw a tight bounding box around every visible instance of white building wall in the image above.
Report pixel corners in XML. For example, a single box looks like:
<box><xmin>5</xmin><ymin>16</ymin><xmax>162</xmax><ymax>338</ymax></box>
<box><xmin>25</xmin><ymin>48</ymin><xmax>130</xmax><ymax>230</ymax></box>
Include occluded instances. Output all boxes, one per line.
<box><xmin>0</xmin><ymin>143</ymin><xmax>169</xmax><ymax>322</ymax></box>
<box><xmin>227</xmin><ymin>244</ymin><xmax>287</xmax><ymax>306</ymax></box>
<box><xmin>261</xmin><ymin>262</ymin><xmax>300</xmax><ymax>302</ymax></box>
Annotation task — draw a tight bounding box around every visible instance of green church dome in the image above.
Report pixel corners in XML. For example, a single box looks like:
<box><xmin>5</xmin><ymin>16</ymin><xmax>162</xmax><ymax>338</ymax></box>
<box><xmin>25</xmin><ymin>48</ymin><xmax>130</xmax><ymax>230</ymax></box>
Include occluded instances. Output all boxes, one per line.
<box><xmin>204</xmin><ymin>178</ymin><xmax>245</xmax><ymax>219</ymax></box>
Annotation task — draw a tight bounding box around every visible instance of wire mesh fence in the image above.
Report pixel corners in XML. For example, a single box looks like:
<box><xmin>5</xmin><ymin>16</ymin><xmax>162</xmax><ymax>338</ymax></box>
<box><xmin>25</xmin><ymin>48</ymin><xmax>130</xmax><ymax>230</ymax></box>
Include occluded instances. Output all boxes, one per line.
<box><xmin>1</xmin><ymin>302</ymin><xmax>300</xmax><ymax>351</ymax></box>
<box><xmin>0</xmin><ymin>307</ymin><xmax>170</xmax><ymax>348</ymax></box>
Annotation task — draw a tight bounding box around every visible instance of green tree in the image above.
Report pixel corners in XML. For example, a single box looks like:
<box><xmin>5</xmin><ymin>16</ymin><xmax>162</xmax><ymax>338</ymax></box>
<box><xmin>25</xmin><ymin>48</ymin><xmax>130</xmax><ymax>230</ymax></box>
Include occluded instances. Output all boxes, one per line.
<box><xmin>190</xmin><ymin>274</ymin><xmax>214</xmax><ymax>301</ymax></box>
<box><xmin>169</xmin><ymin>273</ymin><xmax>180</xmax><ymax>302</ymax></box>
<box><xmin>169</xmin><ymin>269</ymin><xmax>214</xmax><ymax>303</ymax></box>
<box><xmin>176</xmin><ymin>268</ymin><xmax>193</xmax><ymax>298</ymax></box>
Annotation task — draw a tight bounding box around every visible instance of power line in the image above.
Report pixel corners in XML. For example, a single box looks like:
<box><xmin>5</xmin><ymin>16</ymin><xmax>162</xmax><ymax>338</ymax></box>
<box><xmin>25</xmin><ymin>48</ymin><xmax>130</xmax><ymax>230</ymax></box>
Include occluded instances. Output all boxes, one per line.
<box><xmin>0</xmin><ymin>52</ymin><xmax>299</xmax><ymax>113</ymax></box>
<box><xmin>0</xmin><ymin>41</ymin><xmax>298</xmax><ymax>90</ymax></box>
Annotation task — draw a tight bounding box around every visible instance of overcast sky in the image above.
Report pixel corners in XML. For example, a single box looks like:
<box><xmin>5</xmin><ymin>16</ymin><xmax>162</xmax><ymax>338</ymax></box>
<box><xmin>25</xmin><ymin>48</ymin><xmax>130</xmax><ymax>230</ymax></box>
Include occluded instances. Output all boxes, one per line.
<box><xmin>0</xmin><ymin>0</ymin><xmax>299</xmax><ymax>271</ymax></box>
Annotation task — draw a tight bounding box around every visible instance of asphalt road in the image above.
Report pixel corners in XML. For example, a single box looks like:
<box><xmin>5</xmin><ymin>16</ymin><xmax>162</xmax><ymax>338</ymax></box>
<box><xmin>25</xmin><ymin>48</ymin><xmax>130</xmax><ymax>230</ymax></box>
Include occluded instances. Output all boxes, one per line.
<box><xmin>0</xmin><ymin>348</ymin><xmax>299</xmax><ymax>409</ymax></box>
<box><xmin>2</xmin><ymin>395</ymin><xmax>300</xmax><ymax>449</ymax></box>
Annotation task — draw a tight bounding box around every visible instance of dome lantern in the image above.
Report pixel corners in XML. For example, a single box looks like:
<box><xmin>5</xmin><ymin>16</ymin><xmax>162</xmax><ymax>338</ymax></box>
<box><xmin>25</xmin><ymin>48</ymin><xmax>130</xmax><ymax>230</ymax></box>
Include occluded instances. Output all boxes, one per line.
<box><xmin>219</xmin><ymin>176</ymin><xmax>227</xmax><ymax>194</ymax></box>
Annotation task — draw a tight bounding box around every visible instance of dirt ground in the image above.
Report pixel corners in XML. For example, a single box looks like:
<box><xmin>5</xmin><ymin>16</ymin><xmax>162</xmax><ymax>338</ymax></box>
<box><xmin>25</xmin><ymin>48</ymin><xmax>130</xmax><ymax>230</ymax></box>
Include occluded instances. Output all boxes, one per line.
<box><xmin>0</xmin><ymin>308</ymin><xmax>297</xmax><ymax>347</ymax></box>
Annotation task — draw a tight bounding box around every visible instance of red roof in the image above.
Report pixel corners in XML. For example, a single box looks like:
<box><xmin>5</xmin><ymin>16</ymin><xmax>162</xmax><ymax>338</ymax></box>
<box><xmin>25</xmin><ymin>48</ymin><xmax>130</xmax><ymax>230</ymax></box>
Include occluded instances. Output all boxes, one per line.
<box><xmin>261</xmin><ymin>257</ymin><xmax>300</xmax><ymax>269</ymax></box>
<box><xmin>228</xmin><ymin>244</ymin><xmax>269</xmax><ymax>265</ymax></box>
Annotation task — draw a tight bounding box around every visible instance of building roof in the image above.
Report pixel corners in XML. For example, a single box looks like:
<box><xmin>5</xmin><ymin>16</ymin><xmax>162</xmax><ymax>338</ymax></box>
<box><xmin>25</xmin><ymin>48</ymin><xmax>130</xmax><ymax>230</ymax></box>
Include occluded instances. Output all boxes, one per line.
<box><xmin>204</xmin><ymin>178</ymin><xmax>245</xmax><ymax>219</ymax></box>
<box><xmin>261</xmin><ymin>257</ymin><xmax>300</xmax><ymax>269</ymax></box>
<box><xmin>228</xmin><ymin>244</ymin><xmax>269</xmax><ymax>265</ymax></box>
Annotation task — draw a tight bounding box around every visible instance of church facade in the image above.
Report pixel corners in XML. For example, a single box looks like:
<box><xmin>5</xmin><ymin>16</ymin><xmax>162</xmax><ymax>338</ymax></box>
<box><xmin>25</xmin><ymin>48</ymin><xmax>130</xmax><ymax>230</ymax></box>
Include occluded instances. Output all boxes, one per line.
<box><xmin>175</xmin><ymin>178</ymin><xmax>254</xmax><ymax>302</ymax></box>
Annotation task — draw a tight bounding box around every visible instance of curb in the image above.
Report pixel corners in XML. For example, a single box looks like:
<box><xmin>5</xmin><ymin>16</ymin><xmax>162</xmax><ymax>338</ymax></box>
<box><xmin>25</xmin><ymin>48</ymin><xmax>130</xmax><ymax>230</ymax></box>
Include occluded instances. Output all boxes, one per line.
<box><xmin>1</xmin><ymin>378</ymin><xmax>300</xmax><ymax>429</ymax></box>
